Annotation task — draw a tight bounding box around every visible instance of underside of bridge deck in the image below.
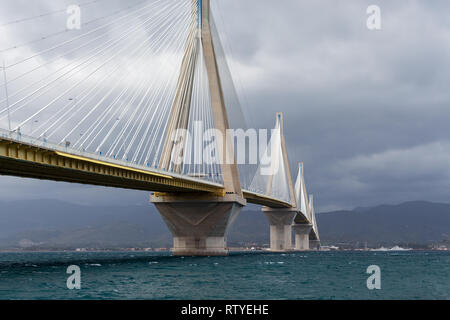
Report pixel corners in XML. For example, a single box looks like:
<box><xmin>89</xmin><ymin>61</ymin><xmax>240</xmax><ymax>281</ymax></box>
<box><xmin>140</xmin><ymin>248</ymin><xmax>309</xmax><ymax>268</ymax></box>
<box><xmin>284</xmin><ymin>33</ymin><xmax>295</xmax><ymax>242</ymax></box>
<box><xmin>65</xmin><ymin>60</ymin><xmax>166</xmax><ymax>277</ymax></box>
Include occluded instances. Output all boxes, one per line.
<box><xmin>0</xmin><ymin>135</ymin><xmax>293</xmax><ymax>209</ymax></box>
<box><xmin>0</xmin><ymin>138</ymin><xmax>221</xmax><ymax>194</ymax></box>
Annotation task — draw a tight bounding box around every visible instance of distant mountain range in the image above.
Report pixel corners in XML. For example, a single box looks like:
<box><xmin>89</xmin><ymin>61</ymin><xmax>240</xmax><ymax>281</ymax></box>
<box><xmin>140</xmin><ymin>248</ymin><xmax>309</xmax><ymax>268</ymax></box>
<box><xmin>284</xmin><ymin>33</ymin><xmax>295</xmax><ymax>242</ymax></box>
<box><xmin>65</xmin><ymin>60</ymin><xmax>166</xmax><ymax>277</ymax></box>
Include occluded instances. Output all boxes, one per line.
<box><xmin>317</xmin><ymin>201</ymin><xmax>450</xmax><ymax>247</ymax></box>
<box><xmin>0</xmin><ymin>200</ymin><xmax>448</xmax><ymax>249</ymax></box>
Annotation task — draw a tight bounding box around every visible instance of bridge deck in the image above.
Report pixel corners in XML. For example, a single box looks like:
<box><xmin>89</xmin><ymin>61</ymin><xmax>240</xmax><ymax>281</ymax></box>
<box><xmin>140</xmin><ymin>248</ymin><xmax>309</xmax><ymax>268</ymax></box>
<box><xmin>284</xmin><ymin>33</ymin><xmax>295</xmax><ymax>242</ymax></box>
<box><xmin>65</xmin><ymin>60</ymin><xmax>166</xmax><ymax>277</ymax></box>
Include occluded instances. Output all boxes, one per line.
<box><xmin>0</xmin><ymin>134</ymin><xmax>292</xmax><ymax>208</ymax></box>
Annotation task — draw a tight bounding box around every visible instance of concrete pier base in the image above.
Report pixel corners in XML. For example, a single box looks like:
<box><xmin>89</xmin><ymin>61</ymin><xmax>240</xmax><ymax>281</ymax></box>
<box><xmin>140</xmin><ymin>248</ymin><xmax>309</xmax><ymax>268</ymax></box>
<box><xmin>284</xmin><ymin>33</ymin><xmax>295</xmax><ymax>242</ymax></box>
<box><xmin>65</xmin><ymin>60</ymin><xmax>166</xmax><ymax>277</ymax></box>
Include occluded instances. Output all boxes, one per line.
<box><xmin>309</xmin><ymin>240</ymin><xmax>321</xmax><ymax>250</ymax></box>
<box><xmin>262</xmin><ymin>208</ymin><xmax>297</xmax><ymax>252</ymax></box>
<box><xmin>293</xmin><ymin>224</ymin><xmax>313</xmax><ymax>251</ymax></box>
<box><xmin>151</xmin><ymin>193</ymin><xmax>245</xmax><ymax>256</ymax></box>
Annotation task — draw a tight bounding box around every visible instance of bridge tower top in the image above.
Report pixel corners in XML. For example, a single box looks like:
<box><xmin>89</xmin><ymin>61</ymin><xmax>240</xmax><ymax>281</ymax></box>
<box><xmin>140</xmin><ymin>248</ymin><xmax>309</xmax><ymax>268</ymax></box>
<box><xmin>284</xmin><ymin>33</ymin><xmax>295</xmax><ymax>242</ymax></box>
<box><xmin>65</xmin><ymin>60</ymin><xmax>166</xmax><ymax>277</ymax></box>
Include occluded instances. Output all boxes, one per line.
<box><xmin>201</xmin><ymin>0</ymin><xmax>243</xmax><ymax>198</ymax></box>
<box><xmin>197</xmin><ymin>0</ymin><xmax>202</xmax><ymax>29</ymax></box>
<box><xmin>276</xmin><ymin>112</ymin><xmax>296</xmax><ymax>208</ymax></box>
<box><xmin>159</xmin><ymin>0</ymin><xmax>243</xmax><ymax>199</ymax></box>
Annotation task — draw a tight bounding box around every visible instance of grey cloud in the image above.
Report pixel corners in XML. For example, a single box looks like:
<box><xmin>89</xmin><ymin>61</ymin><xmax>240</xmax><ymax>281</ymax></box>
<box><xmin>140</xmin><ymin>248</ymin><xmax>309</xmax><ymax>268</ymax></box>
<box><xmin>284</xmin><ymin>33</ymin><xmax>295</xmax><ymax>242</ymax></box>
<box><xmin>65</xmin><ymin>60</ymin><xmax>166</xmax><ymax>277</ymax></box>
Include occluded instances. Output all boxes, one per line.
<box><xmin>1</xmin><ymin>0</ymin><xmax>449</xmax><ymax>212</ymax></box>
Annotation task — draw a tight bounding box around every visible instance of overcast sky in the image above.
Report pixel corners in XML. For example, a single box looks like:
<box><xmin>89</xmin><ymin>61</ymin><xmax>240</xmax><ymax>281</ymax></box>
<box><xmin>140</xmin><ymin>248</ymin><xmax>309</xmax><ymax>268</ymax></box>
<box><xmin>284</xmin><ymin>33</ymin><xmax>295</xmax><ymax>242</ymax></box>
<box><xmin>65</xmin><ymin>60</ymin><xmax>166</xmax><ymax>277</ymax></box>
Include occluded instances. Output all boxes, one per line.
<box><xmin>0</xmin><ymin>0</ymin><xmax>449</xmax><ymax>212</ymax></box>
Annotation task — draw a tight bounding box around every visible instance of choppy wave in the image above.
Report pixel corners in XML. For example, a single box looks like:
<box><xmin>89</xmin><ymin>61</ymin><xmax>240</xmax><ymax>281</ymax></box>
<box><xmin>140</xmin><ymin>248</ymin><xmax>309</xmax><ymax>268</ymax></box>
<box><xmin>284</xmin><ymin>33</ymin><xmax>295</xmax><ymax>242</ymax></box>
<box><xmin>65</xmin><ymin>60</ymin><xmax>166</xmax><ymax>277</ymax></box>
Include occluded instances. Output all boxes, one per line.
<box><xmin>0</xmin><ymin>251</ymin><xmax>448</xmax><ymax>300</ymax></box>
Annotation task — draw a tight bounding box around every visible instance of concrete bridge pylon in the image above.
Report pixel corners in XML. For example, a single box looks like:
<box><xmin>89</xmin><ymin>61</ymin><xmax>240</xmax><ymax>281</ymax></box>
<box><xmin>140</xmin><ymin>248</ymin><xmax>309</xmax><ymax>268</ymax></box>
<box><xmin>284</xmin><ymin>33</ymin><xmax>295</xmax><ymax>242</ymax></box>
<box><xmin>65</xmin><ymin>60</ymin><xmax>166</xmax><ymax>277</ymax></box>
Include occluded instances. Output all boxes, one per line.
<box><xmin>151</xmin><ymin>0</ymin><xmax>245</xmax><ymax>256</ymax></box>
<box><xmin>262</xmin><ymin>113</ymin><xmax>297</xmax><ymax>252</ymax></box>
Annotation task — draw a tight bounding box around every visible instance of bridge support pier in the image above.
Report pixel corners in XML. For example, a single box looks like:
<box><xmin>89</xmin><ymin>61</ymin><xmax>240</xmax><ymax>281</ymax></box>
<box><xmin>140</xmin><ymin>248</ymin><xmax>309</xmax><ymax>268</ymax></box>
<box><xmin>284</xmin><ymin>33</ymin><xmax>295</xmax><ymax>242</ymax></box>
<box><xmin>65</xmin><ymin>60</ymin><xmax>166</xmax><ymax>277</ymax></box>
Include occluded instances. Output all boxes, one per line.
<box><xmin>309</xmin><ymin>240</ymin><xmax>321</xmax><ymax>250</ymax></box>
<box><xmin>262</xmin><ymin>208</ymin><xmax>297</xmax><ymax>252</ymax></box>
<box><xmin>151</xmin><ymin>193</ymin><xmax>245</xmax><ymax>256</ymax></box>
<box><xmin>292</xmin><ymin>224</ymin><xmax>313</xmax><ymax>251</ymax></box>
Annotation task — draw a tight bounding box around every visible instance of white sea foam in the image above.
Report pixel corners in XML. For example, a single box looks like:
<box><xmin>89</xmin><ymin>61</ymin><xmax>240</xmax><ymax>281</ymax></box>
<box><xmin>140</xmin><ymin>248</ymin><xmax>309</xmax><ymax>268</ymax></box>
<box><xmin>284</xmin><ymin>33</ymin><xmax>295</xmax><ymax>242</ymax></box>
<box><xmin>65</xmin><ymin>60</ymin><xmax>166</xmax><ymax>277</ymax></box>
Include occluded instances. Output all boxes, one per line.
<box><xmin>264</xmin><ymin>261</ymin><xmax>285</xmax><ymax>265</ymax></box>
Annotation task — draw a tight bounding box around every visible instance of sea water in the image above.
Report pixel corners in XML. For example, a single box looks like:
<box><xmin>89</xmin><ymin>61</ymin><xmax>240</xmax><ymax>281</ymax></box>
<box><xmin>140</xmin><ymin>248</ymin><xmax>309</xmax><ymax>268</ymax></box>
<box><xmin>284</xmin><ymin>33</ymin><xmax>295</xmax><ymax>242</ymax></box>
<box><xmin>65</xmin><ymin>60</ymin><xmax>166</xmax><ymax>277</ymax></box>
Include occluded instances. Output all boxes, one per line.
<box><xmin>0</xmin><ymin>251</ymin><xmax>448</xmax><ymax>300</ymax></box>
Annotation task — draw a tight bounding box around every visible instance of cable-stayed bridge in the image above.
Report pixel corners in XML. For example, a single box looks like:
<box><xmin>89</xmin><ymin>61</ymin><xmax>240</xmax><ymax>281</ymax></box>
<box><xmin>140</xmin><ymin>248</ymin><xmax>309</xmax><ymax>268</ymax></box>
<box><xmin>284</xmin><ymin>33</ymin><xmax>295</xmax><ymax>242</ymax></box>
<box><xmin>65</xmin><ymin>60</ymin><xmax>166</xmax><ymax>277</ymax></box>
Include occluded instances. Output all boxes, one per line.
<box><xmin>0</xmin><ymin>0</ymin><xmax>319</xmax><ymax>255</ymax></box>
